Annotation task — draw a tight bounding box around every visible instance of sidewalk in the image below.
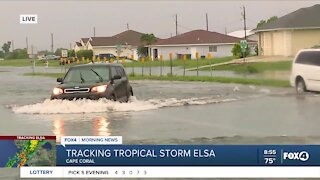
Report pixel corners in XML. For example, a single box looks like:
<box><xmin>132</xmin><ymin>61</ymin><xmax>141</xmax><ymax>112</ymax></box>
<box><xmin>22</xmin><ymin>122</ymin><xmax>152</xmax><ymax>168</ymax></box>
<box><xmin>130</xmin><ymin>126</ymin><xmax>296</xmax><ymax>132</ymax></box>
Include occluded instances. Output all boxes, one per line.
<box><xmin>186</xmin><ymin>56</ymin><xmax>293</xmax><ymax>71</ymax></box>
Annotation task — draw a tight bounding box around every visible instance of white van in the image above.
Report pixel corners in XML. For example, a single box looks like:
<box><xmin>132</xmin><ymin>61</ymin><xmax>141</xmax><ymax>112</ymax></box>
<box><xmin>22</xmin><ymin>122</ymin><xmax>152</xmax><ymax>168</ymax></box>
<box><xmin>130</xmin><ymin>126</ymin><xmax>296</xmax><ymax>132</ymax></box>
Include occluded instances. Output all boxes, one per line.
<box><xmin>290</xmin><ymin>49</ymin><xmax>320</xmax><ymax>94</ymax></box>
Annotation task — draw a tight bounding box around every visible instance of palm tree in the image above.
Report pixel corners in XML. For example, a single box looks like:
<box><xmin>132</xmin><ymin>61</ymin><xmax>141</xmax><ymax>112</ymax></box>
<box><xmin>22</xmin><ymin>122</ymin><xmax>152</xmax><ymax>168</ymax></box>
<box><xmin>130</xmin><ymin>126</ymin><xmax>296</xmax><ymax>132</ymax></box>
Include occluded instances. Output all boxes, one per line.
<box><xmin>140</xmin><ymin>33</ymin><xmax>157</xmax><ymax>59</ymax></box>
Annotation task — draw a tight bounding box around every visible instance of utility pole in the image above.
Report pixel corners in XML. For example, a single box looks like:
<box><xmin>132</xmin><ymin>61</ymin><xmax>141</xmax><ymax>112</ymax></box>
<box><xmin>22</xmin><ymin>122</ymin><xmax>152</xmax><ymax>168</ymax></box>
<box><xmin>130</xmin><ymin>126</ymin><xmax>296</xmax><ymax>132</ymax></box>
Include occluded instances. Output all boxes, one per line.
<box><xmin>51</xmin><ymin>33</ymin><xmax>54</xmax><ymax>53</ymax></box>
<box><xmin>94</xmin><ymin>27</ymin><xmax>96</xmax><ymax>37</ymax></box>
<box><xmin>175</xmin><ymin>14</ymin><xmax>178</xmax><ymax>36</ymax></box>
<box><xmin>206</xmin><ymin>13</ymin><xmax>209</xmax><ymax>31</ymax></box>
<box><xmin>11</xmin><ymin>40</ymin><xmax>14</xmax><ymax>51</ymax></box>
<box><xmin>26</xmin><ymin>37</ymin><xmax>29</xmax><ymax>51</ymax></box>
<box><xmin>126</xmin><ymin>23</ymin><xmax>129</xmax><ymax>30</ymax></box>
<box><xmin>242</xmin><ymin>6</ymin><xmax>247</xmax><ymax>40</ymax></box>
<box><xmin>225</xmin><ymin>27</ymin><xmax>227</xmax><ymax>35</ymax></box>
<box><xmin>242</xmin><ymin>5</ymin><xmax>247</xmax><ymax>62</ymax></box>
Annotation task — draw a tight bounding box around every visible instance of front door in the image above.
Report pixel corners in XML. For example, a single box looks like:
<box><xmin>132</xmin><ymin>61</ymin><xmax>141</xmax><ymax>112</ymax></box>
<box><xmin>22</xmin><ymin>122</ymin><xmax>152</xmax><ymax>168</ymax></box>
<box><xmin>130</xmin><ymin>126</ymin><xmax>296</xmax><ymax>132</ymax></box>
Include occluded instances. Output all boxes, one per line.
<box><xmin>153</xmin><ymin>49</ymin><xmax>158</xmax><ymax>60</ymax></box>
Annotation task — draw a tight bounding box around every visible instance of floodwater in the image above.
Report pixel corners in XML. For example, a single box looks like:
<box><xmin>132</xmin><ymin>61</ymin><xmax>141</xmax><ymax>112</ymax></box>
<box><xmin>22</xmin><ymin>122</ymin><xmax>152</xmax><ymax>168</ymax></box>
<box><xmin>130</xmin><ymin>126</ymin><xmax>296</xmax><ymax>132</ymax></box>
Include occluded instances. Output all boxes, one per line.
<box><xmin>0</xmin><ymin>66</ymin><xmax>319</xmax><ymax>144</ymax></box>
<box><xmin>124</xmin><ymin>66</ymin><xmax>291</xmax><ymax>80</ymax></box>
<box><xmin>1</xmin><ymin>66</ymin><xmax>320</xmax><ymax>179</ymax></box>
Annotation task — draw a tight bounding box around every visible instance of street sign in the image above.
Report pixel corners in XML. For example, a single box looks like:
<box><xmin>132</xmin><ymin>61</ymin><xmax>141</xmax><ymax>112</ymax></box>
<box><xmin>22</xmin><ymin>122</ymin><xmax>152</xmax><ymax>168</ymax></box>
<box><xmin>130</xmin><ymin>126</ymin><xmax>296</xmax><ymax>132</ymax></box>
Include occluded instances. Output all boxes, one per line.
<box><xmin>240</xmin><ymin>40</ymin><xmax>248</xmax><ymax>53</ymax></box>
<box><xmin>61</xmin><ymin>50</ymin><xmax>68</xmax><ymax>58</ymax></box>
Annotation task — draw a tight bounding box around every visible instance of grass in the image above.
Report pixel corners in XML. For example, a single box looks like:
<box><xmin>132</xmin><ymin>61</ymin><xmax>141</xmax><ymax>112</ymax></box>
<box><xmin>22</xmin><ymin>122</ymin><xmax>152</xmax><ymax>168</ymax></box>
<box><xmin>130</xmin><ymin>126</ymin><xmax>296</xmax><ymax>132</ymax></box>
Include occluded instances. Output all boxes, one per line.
<box><xmin>201</xmin><ymin>61</ymin><xmax>292</xmax><ymax>74</ymax></box>
<box><xmin>0</xmin><ymin>59</ymin><xmax>61</xmax><ymax>67</ymax></box>
<box><xmin>23</xmin><ymin>72</ymin><xmax>290</xmax><ymax>87</ymax></box>
<box><xmin>0</xmin><ymin>57</ymin><xmax>235</xmax><ymax>69</ymax></box>
<box><xmin>123</xmin><ymin>56</ymin><xmax>235</xmax><ymax>68</ymax></box>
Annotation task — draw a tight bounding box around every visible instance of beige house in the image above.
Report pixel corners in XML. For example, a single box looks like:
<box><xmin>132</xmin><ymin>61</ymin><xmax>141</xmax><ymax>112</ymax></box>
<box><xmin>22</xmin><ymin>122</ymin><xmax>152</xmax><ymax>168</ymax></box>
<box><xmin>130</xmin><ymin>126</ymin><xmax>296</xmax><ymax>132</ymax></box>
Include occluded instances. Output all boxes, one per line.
<box><xmin>254</xmin><ymin>4</ymin><xmax>320</xmax><ymax>57</ymax></box>
<box><xmin>76</xmin><ymin>30</ymin><xmax>148</xmax><ymax>59</ymax></box>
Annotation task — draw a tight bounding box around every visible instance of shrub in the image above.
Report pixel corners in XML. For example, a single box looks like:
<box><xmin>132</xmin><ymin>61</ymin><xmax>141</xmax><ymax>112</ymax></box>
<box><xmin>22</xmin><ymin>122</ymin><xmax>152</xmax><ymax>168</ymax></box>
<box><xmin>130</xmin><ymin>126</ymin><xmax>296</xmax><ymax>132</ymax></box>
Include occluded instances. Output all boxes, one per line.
<box><xmin>232</xmin><ymin>42</ymin><xmax>251</xmax><ymax>58</ymax></box>
<box><xmin>5</xmin><ymin>49</ymin><xmax>28</xmax><ymax>59</ymax></box>
<box><xmin>76</xmin><ymin>50</ymin><xmax>93</xmax><ymax>59</ymax></box>
<box><xmin>0</xmin><ymin>51</ymin><xmax>4</xmax><ymax>58</ymax></box>
<box><xmin>68</xmin><ymin>50</ymin><xmax>75</xmax><ymax>57</ymax></box>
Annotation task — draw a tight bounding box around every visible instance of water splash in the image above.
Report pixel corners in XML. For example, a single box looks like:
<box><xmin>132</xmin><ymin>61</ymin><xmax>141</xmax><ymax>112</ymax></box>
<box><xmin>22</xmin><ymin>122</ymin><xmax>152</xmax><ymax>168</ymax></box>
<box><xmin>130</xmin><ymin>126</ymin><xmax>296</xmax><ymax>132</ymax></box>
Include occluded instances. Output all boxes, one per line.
<box><xmin>11</xmin><ymin>96</ymin><xmax>237</xmax><ymax>114</ymax></box>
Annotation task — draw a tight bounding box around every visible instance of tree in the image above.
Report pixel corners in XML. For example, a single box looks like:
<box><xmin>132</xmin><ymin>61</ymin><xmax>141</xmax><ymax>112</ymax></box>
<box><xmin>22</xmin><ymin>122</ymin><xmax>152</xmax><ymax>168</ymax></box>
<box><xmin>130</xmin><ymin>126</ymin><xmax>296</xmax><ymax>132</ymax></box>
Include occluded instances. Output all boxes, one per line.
<box><xmin>256</xmin><ymin>16</ymin><xmax>278</xmax><ymax>28</ymax></box>
<box><xmin>267</xmin><ymin>16</ymin><xmax>278</xmax><ymax>23</ymax></box>
<box><xmin>140</xmin><ymin>33</ymin><xmax>157</xmax><ymax>58</ymax></box>
<box><xmin>2</xmin><ymin>41</ymin><xmax>11</xmax><ymax>53</ymax></box>
<box><xmin>256</xmin><ymin>20</ymin><xmax>266</xmax><ymax>28</ymax></box>
<box><xmin>140</xmin><ymin>33</ymin><xmax>157</xmax><ymax>45</ymax></box>
<box><xmin>137</xmin><ymin>46</ymin><xmax>148</xmax><ymax>57</ymax></box>
<box><xmin>5</xmin><ymin>48</ymin><xmax>28</xmax><ymax>59</ymax></box>
<box><xmin>0</xmin><ymin>51</ymin><xmax>4</xmax><ymax>58</ymax></box>
<box><xmin>54</xmin><ymin>48</ymin><xmax>67</xmax><ymax>56</ymax></box>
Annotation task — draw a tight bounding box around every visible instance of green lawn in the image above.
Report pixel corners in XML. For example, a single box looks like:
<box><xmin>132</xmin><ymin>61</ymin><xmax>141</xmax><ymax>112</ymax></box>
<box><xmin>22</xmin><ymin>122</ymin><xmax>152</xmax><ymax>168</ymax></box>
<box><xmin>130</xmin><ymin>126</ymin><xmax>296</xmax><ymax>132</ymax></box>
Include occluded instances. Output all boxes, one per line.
<box><xmin>0</xmin><ymin>59</ymin><xmax>61</xmax><ymax>67</ymax></box>
<box><xmin>0</xmin><ymin>57</ymin><xmax>235</xmax><ymax>69</ymax></box>
<box><xmin>201</xmin><ymin>61</ymin><xmax>292</xmax><ymax>73</ymax></box>
<box><xmin>123</xmin><ymin>56</ymin><xmax>235</xmax><ymax>68</ymax></box>
<box><xmin>23</xmin><ymin>72</ymin><xmax>290</xmax><ymax>87</ymax></box>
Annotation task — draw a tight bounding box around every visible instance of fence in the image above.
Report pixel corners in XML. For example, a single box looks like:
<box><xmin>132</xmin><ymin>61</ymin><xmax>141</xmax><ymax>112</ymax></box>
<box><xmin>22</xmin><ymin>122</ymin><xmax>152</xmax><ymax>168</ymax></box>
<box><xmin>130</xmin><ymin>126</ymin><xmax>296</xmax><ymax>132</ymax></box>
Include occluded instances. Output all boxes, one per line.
<box><xmin>57</xmin><ymin>52</ymin><xmax>217</xmax><ymax>78</ymax></box>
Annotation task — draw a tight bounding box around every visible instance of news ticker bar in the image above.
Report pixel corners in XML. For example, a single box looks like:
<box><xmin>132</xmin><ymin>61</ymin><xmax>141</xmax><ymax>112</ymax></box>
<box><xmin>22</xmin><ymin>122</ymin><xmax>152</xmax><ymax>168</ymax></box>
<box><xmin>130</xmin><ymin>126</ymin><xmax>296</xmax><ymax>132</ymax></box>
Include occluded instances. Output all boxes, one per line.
<box><xmin>57</xmin><ymin>145</ymin><xmax>319</xmax><ymax>166</ymax></box>
<box><xmin>20</xmin><ymin>166</ymin><xmax>320</xmax><ymax>178</ymax></box>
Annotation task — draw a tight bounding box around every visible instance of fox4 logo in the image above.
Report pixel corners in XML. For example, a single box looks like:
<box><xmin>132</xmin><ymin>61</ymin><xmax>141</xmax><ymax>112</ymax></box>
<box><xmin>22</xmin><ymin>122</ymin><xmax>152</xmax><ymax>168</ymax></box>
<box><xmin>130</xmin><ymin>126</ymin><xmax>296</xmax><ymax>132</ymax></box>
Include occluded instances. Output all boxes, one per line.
<box><xmin>283</xmin><ymin>151</ymin><xmax>309</xmax><ymax>162</ymax></box>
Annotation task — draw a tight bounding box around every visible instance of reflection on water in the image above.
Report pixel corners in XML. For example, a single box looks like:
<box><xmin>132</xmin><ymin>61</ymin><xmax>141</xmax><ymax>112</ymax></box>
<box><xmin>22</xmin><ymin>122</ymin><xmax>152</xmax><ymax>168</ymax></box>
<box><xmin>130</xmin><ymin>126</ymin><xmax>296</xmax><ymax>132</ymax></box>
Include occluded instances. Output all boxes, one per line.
<box><xmin>258</xmin><ymin>71</ymin><xmax>290</xmax><ymax>80</ymax></box>
<box><xmin>53</xmin><ymin>119</ymin><xmax>65</xmax><ymax>143</ymax></box>
<box><xmin>93</xmin><ymin>116</ymin><xmax>111</xmax><ymax>136</ymax></box>
<box><xmin>53</xmin><ymin>116</ymin><xmax>111</xmax><ymax>143</ymax></box>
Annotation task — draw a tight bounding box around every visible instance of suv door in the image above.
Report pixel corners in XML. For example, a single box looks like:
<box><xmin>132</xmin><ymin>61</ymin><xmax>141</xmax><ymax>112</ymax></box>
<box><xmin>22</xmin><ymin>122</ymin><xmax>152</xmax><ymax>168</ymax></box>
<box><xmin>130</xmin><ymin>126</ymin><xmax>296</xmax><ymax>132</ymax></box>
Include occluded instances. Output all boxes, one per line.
<box><xmin>295</xmin><ymin>51</ymin><xmax>320</xmax><ymax>91</ymax></box>
<box><xmin>110</xmin><ymin>66</ymin><xmax>122</xmax><ymax>98</ymax></box>
<box><xmin>116</xmin><ymin>66</ymin><xmax>127</xmax><ymax>97</ymax></box>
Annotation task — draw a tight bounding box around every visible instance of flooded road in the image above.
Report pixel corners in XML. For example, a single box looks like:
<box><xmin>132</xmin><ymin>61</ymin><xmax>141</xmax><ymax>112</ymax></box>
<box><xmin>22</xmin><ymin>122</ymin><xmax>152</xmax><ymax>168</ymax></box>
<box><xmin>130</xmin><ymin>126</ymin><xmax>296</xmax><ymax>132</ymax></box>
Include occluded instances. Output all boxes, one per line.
<box><xmin>1</xmin><ymin>66</ymin><xmax>320</xmax><ymax>179</ymax></box>
<box><xmin>1</xmin><ymin>67</ymin><xmax>320</xmax><ymax>145</ymax></box>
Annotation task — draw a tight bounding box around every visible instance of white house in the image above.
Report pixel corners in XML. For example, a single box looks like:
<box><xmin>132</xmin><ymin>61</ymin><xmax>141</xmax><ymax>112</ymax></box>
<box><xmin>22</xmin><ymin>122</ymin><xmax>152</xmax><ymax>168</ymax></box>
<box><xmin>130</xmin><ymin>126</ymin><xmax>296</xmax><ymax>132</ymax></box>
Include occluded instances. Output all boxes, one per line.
<box><xmin>77</xmin><ymin>30</ymin><xmax>148</xmax><ymax>59</ymax></box>
<box><xmin>150</xmin><ymin>29</ymin><xmax>254</xmax><ymax>60</ymax></box>
<box><xmin>74</xmin><ymin>42</ymin><xmax>84</xmax><ymax>52</ymax></box>
<box><xmin>80</xmin><ymin>38</ymin><xmax>90</xmax><ymax>49</ymax></box>
<box><xmin>227</xmin><ymin>29</ymin><xmax>257</xmax><ymax>41</ymax></box>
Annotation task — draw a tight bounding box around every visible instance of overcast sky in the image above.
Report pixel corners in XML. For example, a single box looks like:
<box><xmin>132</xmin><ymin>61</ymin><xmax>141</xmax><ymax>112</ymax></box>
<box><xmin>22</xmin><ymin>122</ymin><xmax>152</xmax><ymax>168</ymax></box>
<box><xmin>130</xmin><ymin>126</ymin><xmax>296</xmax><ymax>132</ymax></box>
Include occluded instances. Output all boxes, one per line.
<box><xmin>1</xmin><ymin>0</ymin><xmax>320</xmax><ymax>51</ymax></box>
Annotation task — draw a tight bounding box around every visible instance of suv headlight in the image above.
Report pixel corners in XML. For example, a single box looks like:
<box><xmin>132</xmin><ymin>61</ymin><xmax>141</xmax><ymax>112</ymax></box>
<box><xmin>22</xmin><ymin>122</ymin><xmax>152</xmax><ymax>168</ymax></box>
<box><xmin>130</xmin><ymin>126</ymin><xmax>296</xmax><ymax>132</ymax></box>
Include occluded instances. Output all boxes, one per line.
<box><xmin>91</xmin><ymin>85</ymin><xmax>107</xmax><ymax>93</ymax></box>
<box><xmin>53</xmin><ymin>87</ymin><xmax>63</xmax><ymax>95</ymax></box>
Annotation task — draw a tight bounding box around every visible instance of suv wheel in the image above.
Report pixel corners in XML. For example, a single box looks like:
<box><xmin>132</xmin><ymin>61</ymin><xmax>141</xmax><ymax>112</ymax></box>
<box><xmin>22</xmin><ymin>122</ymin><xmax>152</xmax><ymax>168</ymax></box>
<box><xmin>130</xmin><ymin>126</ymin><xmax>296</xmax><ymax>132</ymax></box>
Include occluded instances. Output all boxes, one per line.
<box><xmin>296</xmin><ymin>78</ymin><xmax>306</xmax><ymax>94</ymax></box>
<box><xmin>110</xmin><ymin>94</ymin><xmax>116</xmax><ymax>101</ymax></box>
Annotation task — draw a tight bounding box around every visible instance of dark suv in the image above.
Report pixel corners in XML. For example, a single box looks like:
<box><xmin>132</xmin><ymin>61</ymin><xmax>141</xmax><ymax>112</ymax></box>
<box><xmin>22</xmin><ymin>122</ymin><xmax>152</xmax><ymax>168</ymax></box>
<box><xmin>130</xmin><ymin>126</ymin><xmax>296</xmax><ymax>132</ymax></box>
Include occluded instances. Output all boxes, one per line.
<box><xmin>98</xmin><ymin>53</ymin><xmax>116</xmax><ymax>60</ymax></box>
<box><xmin>51</xmin><ymin>63</ymin><xmax>133</xmax><ymax>102</ymax></box>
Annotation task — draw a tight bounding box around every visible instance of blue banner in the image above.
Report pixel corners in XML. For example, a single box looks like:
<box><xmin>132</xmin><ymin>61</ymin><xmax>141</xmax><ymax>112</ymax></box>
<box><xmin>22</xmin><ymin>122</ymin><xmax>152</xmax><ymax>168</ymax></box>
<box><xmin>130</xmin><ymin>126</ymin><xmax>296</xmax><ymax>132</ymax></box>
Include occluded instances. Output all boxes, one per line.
<box><xmin>56</xmin><ymin>145</ymin><xmax>320</xmax><ymax>166</ymax></box>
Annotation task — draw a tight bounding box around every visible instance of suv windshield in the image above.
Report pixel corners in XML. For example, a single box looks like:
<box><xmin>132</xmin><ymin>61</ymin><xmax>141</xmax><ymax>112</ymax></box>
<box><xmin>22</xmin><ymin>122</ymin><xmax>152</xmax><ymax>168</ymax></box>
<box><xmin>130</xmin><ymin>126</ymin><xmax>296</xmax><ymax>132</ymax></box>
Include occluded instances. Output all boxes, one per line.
<box><xmin>63</xmin><ymin>66</ymin><xmax>110</xmax><ymax>83</ymax></box>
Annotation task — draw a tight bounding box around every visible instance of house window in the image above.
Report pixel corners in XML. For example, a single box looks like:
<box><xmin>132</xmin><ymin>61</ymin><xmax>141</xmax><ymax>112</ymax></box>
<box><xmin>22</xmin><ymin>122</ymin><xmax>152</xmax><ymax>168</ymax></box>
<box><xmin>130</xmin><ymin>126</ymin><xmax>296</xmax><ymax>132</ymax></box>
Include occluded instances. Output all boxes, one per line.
<box><xmin>209</xmin><ymin>46</ymin><xmax>217</xmax><ymax>52</ymax></box>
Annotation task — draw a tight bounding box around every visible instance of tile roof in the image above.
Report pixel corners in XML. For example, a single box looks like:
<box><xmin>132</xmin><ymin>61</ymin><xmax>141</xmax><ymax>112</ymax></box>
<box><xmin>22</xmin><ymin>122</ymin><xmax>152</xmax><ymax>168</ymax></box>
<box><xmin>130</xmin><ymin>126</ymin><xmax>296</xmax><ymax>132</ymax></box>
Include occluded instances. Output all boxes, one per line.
<box><xmin>152</xmin><ymin>30</ymin><xmax>243</xmax><ymax>46</ymax></box>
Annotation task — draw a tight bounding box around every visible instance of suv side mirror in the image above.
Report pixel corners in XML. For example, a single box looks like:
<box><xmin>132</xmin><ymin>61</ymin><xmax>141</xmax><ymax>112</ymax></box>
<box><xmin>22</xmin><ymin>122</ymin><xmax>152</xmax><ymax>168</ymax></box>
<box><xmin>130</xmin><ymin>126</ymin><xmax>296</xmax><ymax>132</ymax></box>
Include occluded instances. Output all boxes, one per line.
<box><xmin>110</xmin><ymin>75</ymin><xmax>121</xmax><ymax>84</ymax></box>
<box><xmin>57</xmin><ymin>78</ymin><xmax>63</xmax><ymax>83</ymax></box>
<box><xmin>113</xmin><ymin>75</ymin><xmax>121</xmax><ymax>80</ymax></box>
